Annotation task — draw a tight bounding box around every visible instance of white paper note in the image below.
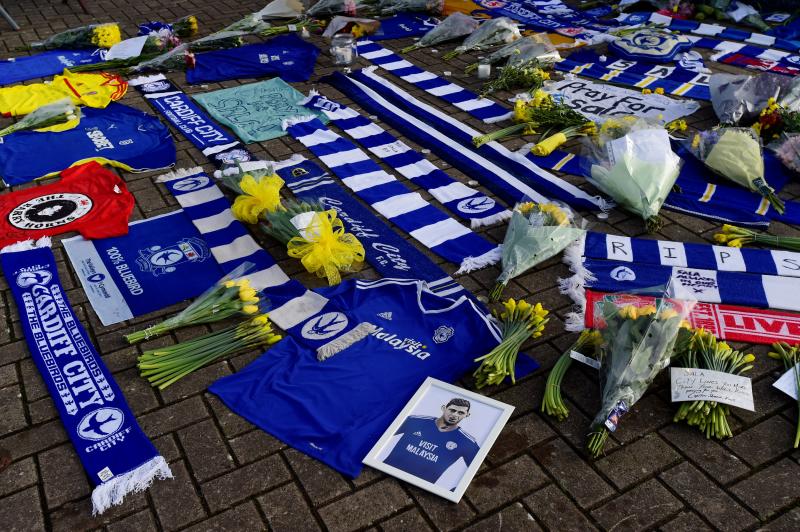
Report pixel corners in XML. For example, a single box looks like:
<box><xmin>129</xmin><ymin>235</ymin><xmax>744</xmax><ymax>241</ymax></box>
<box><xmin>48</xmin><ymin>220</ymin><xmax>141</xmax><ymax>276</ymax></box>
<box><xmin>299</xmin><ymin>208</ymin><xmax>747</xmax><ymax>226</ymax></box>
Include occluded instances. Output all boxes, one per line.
<box><xmin>670</xmin><ymin>368</ymin><xmax>754</xmax><ymax>411</ymax></box>
<box><xmin>106</xmin><ymin>36</ymin><xmax>149</xmax><ymax>60</ymax></box>
<box><xmin>773</xmin><ymin>364</ymin><xmax>800</xmax><ymax>400</ymax></box>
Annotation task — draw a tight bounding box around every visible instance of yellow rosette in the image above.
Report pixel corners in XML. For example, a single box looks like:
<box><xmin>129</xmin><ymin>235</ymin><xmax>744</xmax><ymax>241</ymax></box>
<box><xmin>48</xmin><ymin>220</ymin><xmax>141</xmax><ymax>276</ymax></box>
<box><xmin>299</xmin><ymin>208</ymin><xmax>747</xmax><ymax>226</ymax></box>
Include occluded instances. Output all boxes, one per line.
<box><xmin>287</xmin><ymin>211</ymin><xmax>365</xmax><ymax>286</ymax></box>
<box><xmin>231</xmin><ymin>173</ymin><xmax>285</xmax><ymax>224</ymax></box>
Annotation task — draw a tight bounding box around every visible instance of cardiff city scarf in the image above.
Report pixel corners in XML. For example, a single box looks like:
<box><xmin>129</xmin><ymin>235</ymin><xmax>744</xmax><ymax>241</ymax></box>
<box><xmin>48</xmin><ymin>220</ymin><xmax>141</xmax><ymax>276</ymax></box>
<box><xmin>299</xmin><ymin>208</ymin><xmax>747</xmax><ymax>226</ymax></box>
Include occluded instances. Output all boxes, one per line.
<box><xmin>301</xmin><ymin>92</ymin><xmax>511</xmax><ymax>228</ymax></box>
<box><xmin>324</xmin><ymin>68</ymin><xmax>609</xmax><ymax>211</ymax></box>
<box><xmin>157</xmin><ymin>167</ymin><xmax>331</xmax><ymax>332</ymax></box>
<box><xmin>555</xmin><ymin>50</ymin><xmax>711</xmax><ymax>100</ymax></box>
<box><xmin>371</xmin><ymin>13</ymin><xmax>440</xmax><ymax>40</ymax></box>
<box><xmin>186</xmin><ymin>34</ymin><xmax>320</xmax><ymax>85</ymax></box>
<box><xmin>129</xmin><ymin>74</ymin><xmax>256</xmax><ymax>168</ymax></box>
<box><xmin>0</xmin><ymin>49</ymin><xmax>105</xmax><ymax>86</ymax></box>
<box><xmin>63</xmin><ymin>210</ymin><xmax>226</xmax><ymax>326</ymax></box>
<box><xmin>618</xmin><ymin>11</ymin><xmax>800</xmax><ymax>54</ymax></box>
<box><xmin>355</xmin><ymin>40</ymin><xmax>512</xmax><ymax>124</ymax></box>
<box><xmin>530</xmin><ymin>145</ymin><xmax>800</xmax><ymax>227</ymax></box>
<box><xmin>560</xmin><ymin>240</ymin><xmax>800</xmax><ymax>330</ymax></box>
<box><xmin>0</xmin><ymin>104</ymin><xmax>176</xmax><ymax>186</ymax></box>
<box><xmin>585</xmin><ymin>290</ymin><xmax>800</xmax><ymax>345</ymax></box>
<box><xmin>274</xmin><ymin>155</ymin><xmax>467</xmax><ymax>298</ymax></box>
<box><xmin>283</xmin><ymin>115</ymin><xmax>500</xmax><ymax>273</ymax></box>
<box><xmin>0</xmin><ymin>240</ymin><xmax>172</xmax><ymax>514</ymax></box>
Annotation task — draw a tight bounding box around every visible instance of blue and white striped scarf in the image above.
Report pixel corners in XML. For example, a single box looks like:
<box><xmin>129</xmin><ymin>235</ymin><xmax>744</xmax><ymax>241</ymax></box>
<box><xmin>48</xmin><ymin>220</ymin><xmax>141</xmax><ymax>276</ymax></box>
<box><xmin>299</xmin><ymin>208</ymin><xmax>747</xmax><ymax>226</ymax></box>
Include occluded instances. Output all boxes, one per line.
<box><xmin>555</xmin><ymin>50</ymin><xmax>711</xmax><ymax>100</ymax></box>
<box><xmin>300</xmin><ymin>92</ymin><xmax>511</xmax><ymax>228</ymax></box>
<box><xmin>355</xmin><ymin>40</ymin><xmax>512</xmax><ymax>124</ymax></box>
<box><xmin>618</xmin><ymin>11</ymin><xmax>800</xmax><ymax>54</ymax></box>
<box><xmin>282</xmin><ymin>116</ymin><xmax>501</xmax><ymax>273</ymax></box>
<box><xmin>559</xmin><ymin>231</ymin><xmax>800</xmax><ymax>330</ymax></box>
<box><xmin>323</xmin><ymin>68</ymin><xmax>609</xmax><ymax>212</ymax></box>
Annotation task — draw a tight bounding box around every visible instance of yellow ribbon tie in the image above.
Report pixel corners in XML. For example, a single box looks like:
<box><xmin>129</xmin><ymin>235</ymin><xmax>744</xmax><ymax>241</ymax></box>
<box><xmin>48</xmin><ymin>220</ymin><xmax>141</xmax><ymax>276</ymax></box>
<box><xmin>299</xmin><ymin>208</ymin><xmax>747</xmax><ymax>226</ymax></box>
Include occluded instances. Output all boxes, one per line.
<box><xmin>287</xmin><ymin>211</ymin><xmax>365</xmax><ymax>285</ymax></box>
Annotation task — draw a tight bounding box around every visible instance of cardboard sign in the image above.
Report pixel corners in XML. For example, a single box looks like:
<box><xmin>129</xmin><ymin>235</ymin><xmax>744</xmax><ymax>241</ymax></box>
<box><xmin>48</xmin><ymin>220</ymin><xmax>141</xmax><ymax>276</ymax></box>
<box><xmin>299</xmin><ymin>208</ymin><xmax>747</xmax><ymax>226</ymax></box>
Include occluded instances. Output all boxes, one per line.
<box><xmin>670</xmin><ymin>368</ymin><xmax>754</xmax><ymax>411</ymax></box>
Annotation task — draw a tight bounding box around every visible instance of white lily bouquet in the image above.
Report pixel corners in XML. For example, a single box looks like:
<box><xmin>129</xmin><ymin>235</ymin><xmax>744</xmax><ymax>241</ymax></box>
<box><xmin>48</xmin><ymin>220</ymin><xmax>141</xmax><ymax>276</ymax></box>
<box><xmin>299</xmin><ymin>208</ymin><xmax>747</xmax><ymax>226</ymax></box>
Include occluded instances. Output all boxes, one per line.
<box><xmin>490</xmin><ymin>202</ymin><xmax>585</xmax><ymax>301</ymax></box>
<box><xmin>442</xmin><ymin>17</ymin><xmax>520</xmax><ymax>60</ymax></box>
<box><xmin>401</xmin><ymin>12</ymin><xmax>478</xmax><ymax>53</ymax></box>
<box><xmin>586</xmin><ymin>117</ymin><xmax>682</xmax><ymax>232</ymax></box>
<box><xmin>688</xmin><ymin>127</ymin><xmax>784</xmax><ymax>214</ymax></box>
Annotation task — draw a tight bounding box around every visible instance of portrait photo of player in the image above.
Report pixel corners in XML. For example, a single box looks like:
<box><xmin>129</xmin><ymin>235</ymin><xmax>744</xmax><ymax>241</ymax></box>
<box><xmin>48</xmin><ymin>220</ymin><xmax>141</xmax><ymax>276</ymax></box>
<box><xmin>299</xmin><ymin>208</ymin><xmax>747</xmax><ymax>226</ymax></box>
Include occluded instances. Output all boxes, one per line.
<box><xmin>365</xmin><ymin>378</ymin><xmax>514</xmax><ymax>502</ymax></box>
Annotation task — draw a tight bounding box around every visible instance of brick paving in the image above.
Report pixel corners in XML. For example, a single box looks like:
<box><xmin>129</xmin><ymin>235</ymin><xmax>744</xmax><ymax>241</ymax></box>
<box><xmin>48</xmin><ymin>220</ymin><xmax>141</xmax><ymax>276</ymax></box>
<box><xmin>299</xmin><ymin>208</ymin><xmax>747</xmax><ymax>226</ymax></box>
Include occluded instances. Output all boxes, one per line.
<box><xmin>1</xmin><ymin>1</ymin><xmax>800</xmax><ymax>531</ymax></box>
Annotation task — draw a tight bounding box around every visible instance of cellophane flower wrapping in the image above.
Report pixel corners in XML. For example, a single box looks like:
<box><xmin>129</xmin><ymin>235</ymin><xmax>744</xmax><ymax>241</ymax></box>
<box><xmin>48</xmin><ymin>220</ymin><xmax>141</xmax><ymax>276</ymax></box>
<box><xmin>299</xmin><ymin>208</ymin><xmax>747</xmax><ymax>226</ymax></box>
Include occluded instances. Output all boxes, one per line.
<box><xmin>379</xmin><ymin>0</ymin><xmax>443</xmax><ymax>16</ymax></box>
<box><xmin>475</xmin><ymin>35</ymin><xmax>557</xmax><ymax>70</ymax></box>
<box><xmin>30</xmin><ymin>23</ymin><xmax>122</xmax><ymax>50</ymax></box>
<box><xmin>452</xmin><ymin>17</ymin><xmax>520</xmax><ymax>54</ymax></box>
<box><xmin>495</xmin><ymin>203</ymin><xmax>585</xmax><ymax>288</ymax></box>
<box><xmin>307</xmin><ymin>0</ymin><xmax>380</xmax><ymax>17</ymax></box>
<box><xmin>590</xmin><ymin>296</ymin><xmax>693</xmax><ymax>437</ymax></box>
<box><xmin>585</xmin><ymin>118</ymin><xmax>681</xmax><ymax>227</ymax></box>
<box><xmin>709</xmin><ymin>72</ymin><xmax>800</xmax><ymax>125</ymax></box>
<box><xmin>412</xmin><ymin>12</ymin><xmax>478</xmax><ymax>48</ymax></box>
<box><xmin>775</xmin><ymin>133</ymin><xmax>800</xmax><ymax>174</ymax></box>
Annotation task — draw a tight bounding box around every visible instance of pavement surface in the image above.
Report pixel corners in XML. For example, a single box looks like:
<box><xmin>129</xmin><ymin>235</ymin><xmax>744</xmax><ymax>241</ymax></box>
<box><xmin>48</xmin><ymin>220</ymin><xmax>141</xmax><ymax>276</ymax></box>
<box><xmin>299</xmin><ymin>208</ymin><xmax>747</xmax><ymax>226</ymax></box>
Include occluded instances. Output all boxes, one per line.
<box><xmin>1</xmin><ymin>1</ymin><xmax>800</xmax><ymax>531</ymax></box>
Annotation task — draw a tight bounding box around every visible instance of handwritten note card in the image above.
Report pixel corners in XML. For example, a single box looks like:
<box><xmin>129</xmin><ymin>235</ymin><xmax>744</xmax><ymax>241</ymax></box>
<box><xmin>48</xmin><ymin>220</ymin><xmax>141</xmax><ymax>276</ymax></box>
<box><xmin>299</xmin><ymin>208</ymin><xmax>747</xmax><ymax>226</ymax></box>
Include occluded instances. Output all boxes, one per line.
<box><xmin>670</xmin><ymin>368</ymin><xmax>754</xmax><ymax>411</ymax></box>
<box><xmin>773</xmin><ymin>364</ymin><xmax>800</xmax><ymax>400</ymax></box>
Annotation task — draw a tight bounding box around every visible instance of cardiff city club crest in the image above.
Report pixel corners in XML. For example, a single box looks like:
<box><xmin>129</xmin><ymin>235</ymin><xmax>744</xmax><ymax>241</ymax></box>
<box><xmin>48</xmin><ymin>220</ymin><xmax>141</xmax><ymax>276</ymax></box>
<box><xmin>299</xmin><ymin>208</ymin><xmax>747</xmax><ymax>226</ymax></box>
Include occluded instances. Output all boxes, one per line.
<box><xmin>457</xmin><ymin>197</ymin><xmax>496</xmax><ymax>214</ymax></box>
<box><xmin>136</xmin><ymin>238</ymin><xmax>211</xmax><ymax>276</ymax></box>
<box><xmin>141</xmin><ymin>80</ymin><xmax>171</xmax><ymax>93</ymax></box>
<box><xmin>433</xmin><ymin>325</ymin><xmax>455</xmax><ymax>344</ymax></box>
<box><xmin>301</xmin><ymin>312</ymin><xmax>349</xmax><ymax>340</ymax></box>
<box><xmin>171</xmin><ymin>175</ymin><xmax>209</xmax><ymax>192</ymax></box>
<box><xmin>77</xmin><ymin>407</ymin><xmax>124</xmax><ymax>441</ymax></box>
<box><xmin>215</xmin><ymin>148</ymin><xmax>252</xmax><ymax>165</ymax></box>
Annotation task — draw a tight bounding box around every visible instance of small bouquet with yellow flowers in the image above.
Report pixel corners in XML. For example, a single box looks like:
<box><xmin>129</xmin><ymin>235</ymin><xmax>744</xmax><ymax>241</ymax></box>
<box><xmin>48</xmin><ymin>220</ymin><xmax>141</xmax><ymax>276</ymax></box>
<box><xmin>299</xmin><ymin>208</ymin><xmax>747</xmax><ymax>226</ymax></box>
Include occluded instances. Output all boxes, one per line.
<box><xmin>221</xmin><ymin>164</ymin><xmax>365</xmax><ymax>285</ymax></box>
<box><xmin>477</xmin><ymin>59</ymin><xmax>550</xmax><ymax>98</ymax></box>
<box><xmin>713</xmin><ymin>224</ymin><xmax>800</xmax><ymax>252</ymax></box>
<box><xmin>138</xmin><ymin>314</ymin><xmax>282</xmax><ymax>389</ymax></box>
<box><xmin>490</xmin><ymin>202</ymin><xmax>585</xmax><ymax>301</ymax></box>
<box><xmin>473</xmin><ymin>298</ymin><xmax>549</xmax><ymax>388</ymax></box>
<box><xmin>472</xmin><ymin>89</ymin><xmax>594</xmax><ymax>152</ymax></box>
<box><xmin>672</xmin><ymin>329</ymin><xmax>755</xmax><ymax>440</ymax></box>
<box><xmin>587</xmin><ymin>297</ymin><xmax>692</xmax><ymax>458</ymax></box>
<box><xmin>125</xmin><ymin>266</ymin><xmax>265</xmax><ymax>344</ymax></box>
<box><xmin>769</xmin><ymin>342</ymin><xmax>800</xmax><ymax>448</ymax></box>
<box><xmin>28</xmin><ymin>22</ymin><xmax>122</xmax><ymax>50</ymax></box>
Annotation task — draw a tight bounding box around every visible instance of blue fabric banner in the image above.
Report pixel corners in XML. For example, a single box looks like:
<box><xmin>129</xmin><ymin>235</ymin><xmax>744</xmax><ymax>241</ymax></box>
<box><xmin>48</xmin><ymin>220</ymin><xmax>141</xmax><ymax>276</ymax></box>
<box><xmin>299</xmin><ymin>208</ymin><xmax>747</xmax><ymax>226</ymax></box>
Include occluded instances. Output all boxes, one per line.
<box><xmin>0</xmin><ymin>103</ymin><xmax>176</xmax><ymax>186</ymax></box>
<box><xmin>63</xmin><ymin>210</ymin><xmax>224</xmax><ymax>326</ymax></box>
<box><xmin>371</xmin><ymin>13</ymin><xmax>440</xmax><ymax>40</ymax></box>
<box><xmin>129</xmin><ymin>74</ymin><xmax>256</xmax><ymax>167</ymax></box>
<box><xmin>186</xmin><ymin>34</ymin><xmax>320</xmax><ymax>85</ymax></box>
<box><xmin>0</xmin><ymin>240</ymin><xmax>171</xmax><ymax>514</ymax></box>
<box><xmin>0</xmin><ymin>49</ymin><xmax>104</xmax><ymax>86</ymax></box>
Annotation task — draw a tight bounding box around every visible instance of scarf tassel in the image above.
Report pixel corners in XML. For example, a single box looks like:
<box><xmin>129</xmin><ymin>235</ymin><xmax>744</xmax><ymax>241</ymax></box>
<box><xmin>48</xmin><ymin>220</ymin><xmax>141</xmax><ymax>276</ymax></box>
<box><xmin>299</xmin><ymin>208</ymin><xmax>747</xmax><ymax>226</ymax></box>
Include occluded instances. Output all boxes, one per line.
<box><xmin>455</xmin><ymin>245</ymin><xmax>502</xmax><ymax>275</ymax></box>
<box><xmin>558</xmin><ymin>237</ymin><xmax>596</xmax><ymax>332</ymax></box>
<box><xmin>316</xmin><ymin>322</ymin><xmax>378</xmax><ymax>361</ymax></box>
<box><xmin>91</xmin><ymin>455</ymin><xmax>173</xmax><ymax>515</ymax></box>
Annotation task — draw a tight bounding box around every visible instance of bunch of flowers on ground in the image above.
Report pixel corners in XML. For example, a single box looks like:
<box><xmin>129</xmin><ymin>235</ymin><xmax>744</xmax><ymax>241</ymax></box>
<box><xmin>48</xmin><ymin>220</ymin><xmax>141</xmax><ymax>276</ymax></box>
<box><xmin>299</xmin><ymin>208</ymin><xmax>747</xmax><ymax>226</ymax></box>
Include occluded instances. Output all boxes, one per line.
<box><xmin>542</xmin><ymin>329</ymin><xmax>602</xmax><ymax>420</ymax></box>
<box><xmin>473</xmin><ymin>298</ymin><xmax>549</xmax><ymax>388</ymax></box>
<box><xmin>28</xmin><ymin>22</ymin><xmax>122</xmax><ymax>50</ymax></box>
<box><xmin>714</xmin><ymin>224</ymin><xmax>800</xmax><ymax>251</ymax></box>
<box><xmin>768</xmin><ymin>342</ymin><xmax>800</xmax><ymax>448</ymax></box>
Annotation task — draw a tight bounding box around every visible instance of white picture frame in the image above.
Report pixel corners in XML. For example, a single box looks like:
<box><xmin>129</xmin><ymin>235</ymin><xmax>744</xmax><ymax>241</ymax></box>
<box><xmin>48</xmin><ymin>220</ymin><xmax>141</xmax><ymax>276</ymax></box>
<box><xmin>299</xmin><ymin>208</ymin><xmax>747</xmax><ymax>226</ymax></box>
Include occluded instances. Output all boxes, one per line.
<box><xmin>362</xmin><ymin>377</ymin><xmax>514</xmax><ymax>503</ymax></box>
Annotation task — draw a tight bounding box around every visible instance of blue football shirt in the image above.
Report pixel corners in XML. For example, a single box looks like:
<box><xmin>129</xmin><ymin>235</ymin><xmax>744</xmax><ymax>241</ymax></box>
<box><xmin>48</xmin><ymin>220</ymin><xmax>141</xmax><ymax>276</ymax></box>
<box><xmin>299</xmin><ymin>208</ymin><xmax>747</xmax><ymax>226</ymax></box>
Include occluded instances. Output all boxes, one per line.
<box><xmin>383</xmin><ymin>415</ymin><xmax>480</xmax><ymax>484</ymax></box>
<box><xmin>209</xmin><ymin>278</ymin><xmax>500</xmax><ymax>478</ymax></box>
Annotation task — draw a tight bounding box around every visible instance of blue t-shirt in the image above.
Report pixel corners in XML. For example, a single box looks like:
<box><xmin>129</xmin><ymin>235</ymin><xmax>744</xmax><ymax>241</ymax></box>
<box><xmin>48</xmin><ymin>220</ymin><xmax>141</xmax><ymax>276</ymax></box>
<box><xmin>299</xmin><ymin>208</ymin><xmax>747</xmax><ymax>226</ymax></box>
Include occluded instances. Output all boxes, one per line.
<box><xmin>209</xmin><ymin>278</ymin><xmax>501</xmax><ymax>478</ymax></box>
<box><xmin>383</xmin><ymin>415</ymin><xmax>479</xmax><ymax>484</ymax></box>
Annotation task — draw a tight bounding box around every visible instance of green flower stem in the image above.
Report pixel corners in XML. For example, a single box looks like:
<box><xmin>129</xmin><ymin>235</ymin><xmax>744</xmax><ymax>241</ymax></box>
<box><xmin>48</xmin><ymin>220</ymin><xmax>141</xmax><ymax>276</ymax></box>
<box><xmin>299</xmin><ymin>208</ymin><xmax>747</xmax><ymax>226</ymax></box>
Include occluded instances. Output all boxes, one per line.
<box><xmin>542</xmin><ymin>353</ymin><xmax>573</xmax><ymax>420</ymax></box>
<box><xmin>587</xmin><ymin>427</ymin><xmax>609</xmax><ymax>458</ymax></box>
<box><xmin>472</xmin><ymin>122</ymin><xmax>532</xmax><ymax>148</ymax></box>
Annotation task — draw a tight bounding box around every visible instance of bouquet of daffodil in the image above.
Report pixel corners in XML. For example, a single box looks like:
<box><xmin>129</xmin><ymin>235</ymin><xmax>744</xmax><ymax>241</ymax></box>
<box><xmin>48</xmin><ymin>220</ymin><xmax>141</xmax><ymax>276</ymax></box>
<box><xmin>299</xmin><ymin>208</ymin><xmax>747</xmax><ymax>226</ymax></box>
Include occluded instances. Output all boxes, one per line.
<box><xmin>688</xmin><ymin>127</ymin><xmax>784</xmax><ymax>214</ymax></box>
<box><xmin>125</xmin><ymin>274</ymin><xmax>264</xmax><ymax>344</ymax></box>
<box><xmin>172</xmin><ymin>15</ymin><xmax>200</xmax><ymax>38</ymax></box>
<box><xmin>69</xmin><ymin>34</ymin><xmax>183</xmax><ymax>73</ymax></box>
<box><xmin>442</xmin><ymin>17</ymin><xmax>520</xmax><ymax>61</ymax></box>
<box><xmin>672</xmin><ymin>329</ymin><xmax>755</xmax><ymax>439</ymax></box>
<box><xmin>28</xmin><ymin>22</ymin><xmax>122</xmax><ymax>50</ymax></box>
<box><xmin>472</xmin><ymin>89</ymin><xmax>594</xmax><ymax>154</ymax></box>
<box><xmin>587</xmin><ymin>300</ymin><xmax>690</xmax><ymax>458</ymax></box>
<box><xmin>587</xmin><ymin>118</ymin><xmax>682</xmax><ymax>232</ymax></box>
<box><xmin>474</xmin><ymin>298</ymin><xmax>549</xmax><ymax>388</ymax></box>
<box><xmin>138</xmin><ymin>314</ymin><xmax>282</xmax><ymax>389</ymax></box>
<box><xmin>477</xmin><ymin>60</ymin><xmax>550</xmax><ymax>98</ymax></box>
<box><xmin>307</xmin><ymin>0</ymin><xmax>380</xmax><ymax>16</ymax></box>
<box><xmin>490</xmin><ymin>202</ymin><xmax>585</xmax><ymax>301</ymax></box>
<box><xmin>466</xmin><ymin>35</ymin><xmax>558</xmax><ymax>75</ymax></box>
<box><xmin>542</xmin><ymin>329</ymin><xmax>602</xmax><ymax>421</ymax></box>
<box><xmin>714</xmin><ymin>224</ymin><xmax>800</xmax><ymax>252</ymax></box>
<box><xmin>401</xmin><ymin>12</ymin><xmax>478</xmax><ymax>53</ymax></box>
<box><xmin>0</xmin><ymin>99</ymin><xmax>80</xmax><ymax>137</ymax></box>
<box><xmin>769</xmin><ymin>342</ymin><xmax>800</xmax><ymax>448</ymax></box>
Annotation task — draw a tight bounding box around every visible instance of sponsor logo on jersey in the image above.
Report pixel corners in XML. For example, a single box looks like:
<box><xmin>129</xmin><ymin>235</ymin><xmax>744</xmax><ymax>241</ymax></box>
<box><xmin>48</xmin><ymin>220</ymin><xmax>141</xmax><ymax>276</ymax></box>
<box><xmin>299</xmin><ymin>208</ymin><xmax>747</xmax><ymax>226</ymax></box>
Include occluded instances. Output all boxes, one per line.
<box><xmin>77</xmin><ymin>407</ymin><xmax>124</xmax><ymax>441</ymax></box>
<box><xmin>433</xmin><ymin>325</ymin><xmax>454</xmax><ymax>344</ymax></box>
<box><xmin>370</xmin><ymin>327</ymin><xmax>431</xmax><ymax>360</ymax></box>
<box><xmin>135</xmin><ymin>238</ymin><xmax>211</xmax><ymax>276</ymax></box>
<box><xmin>8</xmin><ymin>193</ymin><xmax>93</xmax><ymax>230</ymax></box>
<box><xmin>301</xmin><ymin>312</ymin><xmax>349</xmax><ymax>340</ymax></box>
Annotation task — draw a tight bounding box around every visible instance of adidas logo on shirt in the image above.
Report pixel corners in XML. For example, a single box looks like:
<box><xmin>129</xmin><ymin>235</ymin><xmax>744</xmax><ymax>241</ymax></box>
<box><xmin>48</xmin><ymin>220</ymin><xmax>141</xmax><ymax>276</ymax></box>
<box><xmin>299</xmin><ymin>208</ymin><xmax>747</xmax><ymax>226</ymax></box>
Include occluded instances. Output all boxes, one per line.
<box><xmin>377</xmin><ymin>311</ymin><xmax>393</xmax><ymax>320</ymax></box>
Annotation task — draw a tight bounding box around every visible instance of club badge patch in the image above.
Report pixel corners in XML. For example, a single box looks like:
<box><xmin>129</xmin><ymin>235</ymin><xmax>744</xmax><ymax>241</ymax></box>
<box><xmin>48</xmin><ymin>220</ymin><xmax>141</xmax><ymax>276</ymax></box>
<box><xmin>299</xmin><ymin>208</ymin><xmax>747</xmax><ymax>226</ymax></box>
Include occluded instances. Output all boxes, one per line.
<box><xmin>8</xmin><ymin>193</ymin><xmax>93</xmax><ymax>230</ymax></box>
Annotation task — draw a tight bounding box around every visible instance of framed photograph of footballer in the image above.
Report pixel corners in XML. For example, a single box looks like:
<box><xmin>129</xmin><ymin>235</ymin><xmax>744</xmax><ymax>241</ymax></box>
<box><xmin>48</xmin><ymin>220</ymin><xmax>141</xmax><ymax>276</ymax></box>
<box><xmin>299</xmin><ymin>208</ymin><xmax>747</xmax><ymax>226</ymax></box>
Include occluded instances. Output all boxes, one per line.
<box><xmin>362</xmin><ymin>377</ymin><xmax>514</xmax><ymax>503</ymax></box>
